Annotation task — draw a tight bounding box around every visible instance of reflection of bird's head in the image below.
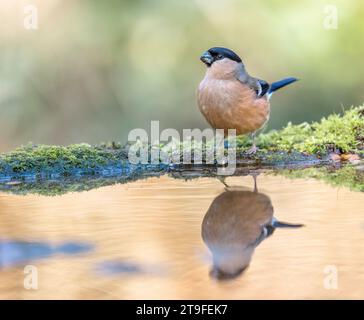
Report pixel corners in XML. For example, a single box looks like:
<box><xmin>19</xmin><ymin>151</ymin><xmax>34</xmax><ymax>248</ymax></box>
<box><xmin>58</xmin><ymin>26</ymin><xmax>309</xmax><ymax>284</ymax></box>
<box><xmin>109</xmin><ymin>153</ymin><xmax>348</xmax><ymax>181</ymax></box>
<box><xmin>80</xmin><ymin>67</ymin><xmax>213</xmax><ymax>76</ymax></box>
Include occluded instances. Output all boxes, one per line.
<box><xmin>209</xmin><ymin>247</ymin><xmax>253</xmax><ymax>280</ymax></box>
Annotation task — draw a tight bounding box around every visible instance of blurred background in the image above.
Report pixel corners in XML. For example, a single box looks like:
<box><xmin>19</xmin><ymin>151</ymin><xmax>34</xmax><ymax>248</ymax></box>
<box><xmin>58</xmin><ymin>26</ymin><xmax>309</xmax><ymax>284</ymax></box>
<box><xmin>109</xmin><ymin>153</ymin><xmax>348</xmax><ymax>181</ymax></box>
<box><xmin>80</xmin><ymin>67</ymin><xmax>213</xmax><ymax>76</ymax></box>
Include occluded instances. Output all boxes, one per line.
<box><xmin>0</xmin><ymin>0</ymin><xmax>363</xmax><ymax>151</ymax></box>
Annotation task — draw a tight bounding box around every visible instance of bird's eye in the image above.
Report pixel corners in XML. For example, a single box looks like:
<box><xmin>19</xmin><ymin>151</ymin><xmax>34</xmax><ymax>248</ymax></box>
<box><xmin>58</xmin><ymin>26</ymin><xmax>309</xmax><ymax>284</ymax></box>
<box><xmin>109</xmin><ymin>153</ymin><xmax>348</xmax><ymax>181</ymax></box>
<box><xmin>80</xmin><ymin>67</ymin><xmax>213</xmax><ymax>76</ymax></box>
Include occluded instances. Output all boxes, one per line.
<box><xmin>217</xmin><ymin>54</ymin><xmax>223</xmax><ymax>60</ymax></box>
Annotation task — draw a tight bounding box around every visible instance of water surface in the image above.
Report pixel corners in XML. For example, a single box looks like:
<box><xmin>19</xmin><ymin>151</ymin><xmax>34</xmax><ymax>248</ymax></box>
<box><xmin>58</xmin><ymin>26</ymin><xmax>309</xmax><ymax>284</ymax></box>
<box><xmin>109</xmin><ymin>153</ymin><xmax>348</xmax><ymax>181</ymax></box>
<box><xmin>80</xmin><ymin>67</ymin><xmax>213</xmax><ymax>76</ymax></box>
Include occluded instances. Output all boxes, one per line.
<box><xmin>0</xmin><ymin>175</ymin><xmax>363</xmax><ymax>299</ymax></box>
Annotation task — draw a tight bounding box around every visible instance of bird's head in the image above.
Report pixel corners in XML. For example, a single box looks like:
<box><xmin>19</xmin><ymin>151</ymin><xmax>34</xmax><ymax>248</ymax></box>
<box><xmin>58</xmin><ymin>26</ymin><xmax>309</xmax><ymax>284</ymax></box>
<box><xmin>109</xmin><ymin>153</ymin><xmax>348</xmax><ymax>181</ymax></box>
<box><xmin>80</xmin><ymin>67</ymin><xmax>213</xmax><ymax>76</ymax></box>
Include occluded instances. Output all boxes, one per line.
<box><xmin>200</xmin><ymin>47</ymin><xmax>242</xmax><ymax>67</ymax></box>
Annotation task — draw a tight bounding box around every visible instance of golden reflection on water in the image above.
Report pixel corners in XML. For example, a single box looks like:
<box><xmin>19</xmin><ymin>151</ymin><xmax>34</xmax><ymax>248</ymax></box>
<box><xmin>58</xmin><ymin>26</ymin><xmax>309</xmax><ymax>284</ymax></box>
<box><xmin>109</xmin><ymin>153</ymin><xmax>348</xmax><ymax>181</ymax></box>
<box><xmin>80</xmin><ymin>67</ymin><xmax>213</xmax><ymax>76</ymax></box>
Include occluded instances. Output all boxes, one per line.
<box><xmin>0</xmin><ymin>175</ymin><xmax>364</xmax><ymax>299</ymax></box>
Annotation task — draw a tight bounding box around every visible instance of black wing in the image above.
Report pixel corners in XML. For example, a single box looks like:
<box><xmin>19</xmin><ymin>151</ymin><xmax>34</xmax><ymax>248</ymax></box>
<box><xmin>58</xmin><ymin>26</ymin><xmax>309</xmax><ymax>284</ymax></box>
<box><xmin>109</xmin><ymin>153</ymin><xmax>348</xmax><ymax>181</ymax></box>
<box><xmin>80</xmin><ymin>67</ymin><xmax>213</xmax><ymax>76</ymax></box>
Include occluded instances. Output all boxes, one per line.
<box><xmin>257</xmin><ymin>79</ymin><xmax>270</xmax><ymax>97</ymax></box>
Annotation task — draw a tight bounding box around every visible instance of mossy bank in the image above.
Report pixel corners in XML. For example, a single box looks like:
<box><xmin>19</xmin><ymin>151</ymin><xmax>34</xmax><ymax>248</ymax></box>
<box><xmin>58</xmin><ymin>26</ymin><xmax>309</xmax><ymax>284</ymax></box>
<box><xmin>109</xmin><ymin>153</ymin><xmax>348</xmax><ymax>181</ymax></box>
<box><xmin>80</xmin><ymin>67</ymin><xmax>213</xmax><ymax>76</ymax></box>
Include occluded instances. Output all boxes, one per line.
<box><xmin>0</xmin><ymin>106</ymin><xmax>363</xmax><ymax>195</ymax></box>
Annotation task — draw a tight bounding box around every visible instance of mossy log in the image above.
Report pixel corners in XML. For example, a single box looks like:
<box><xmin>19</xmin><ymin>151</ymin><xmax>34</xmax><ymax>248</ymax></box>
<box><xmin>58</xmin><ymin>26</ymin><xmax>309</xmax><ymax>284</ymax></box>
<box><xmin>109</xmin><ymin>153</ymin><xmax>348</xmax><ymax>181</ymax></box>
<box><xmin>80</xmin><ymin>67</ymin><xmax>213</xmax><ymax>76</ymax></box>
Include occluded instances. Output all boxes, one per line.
<box><xmin>0</xmin><ymin>106</ymin><xmax>363</xmax><ymax>195</ymax></box>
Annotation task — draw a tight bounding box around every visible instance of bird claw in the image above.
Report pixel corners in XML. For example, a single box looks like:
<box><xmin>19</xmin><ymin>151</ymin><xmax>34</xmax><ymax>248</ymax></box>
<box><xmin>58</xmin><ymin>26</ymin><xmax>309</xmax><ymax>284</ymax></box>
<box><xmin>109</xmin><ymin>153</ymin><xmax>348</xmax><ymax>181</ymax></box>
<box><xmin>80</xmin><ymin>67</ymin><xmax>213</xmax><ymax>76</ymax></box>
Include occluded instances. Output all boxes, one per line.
<box><xmin>246</xmin><ymin>145</ymin><xmax>259</xmax><ymax>155</ymax></box>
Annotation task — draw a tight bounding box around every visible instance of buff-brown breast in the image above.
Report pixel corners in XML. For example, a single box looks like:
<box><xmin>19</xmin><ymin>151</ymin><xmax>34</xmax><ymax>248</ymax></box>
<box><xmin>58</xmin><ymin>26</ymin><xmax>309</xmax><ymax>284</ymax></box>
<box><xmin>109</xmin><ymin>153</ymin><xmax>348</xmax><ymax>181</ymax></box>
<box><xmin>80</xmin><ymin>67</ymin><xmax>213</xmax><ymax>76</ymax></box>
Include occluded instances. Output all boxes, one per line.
<box><xmin>198</xmin><ymin>59</ymin><xmax>270</xmax><ymax>136</ymax></box>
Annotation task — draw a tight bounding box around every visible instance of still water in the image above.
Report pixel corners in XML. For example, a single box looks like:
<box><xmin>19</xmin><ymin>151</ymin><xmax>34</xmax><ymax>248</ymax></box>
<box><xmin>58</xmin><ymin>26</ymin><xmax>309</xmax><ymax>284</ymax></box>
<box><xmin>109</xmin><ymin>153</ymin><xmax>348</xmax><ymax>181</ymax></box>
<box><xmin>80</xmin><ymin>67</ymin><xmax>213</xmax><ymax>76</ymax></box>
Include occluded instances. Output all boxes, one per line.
<box><xmin>0</xmin><ymin>174</ymin><xmax>363</xmax><ymax>299</ymax></box>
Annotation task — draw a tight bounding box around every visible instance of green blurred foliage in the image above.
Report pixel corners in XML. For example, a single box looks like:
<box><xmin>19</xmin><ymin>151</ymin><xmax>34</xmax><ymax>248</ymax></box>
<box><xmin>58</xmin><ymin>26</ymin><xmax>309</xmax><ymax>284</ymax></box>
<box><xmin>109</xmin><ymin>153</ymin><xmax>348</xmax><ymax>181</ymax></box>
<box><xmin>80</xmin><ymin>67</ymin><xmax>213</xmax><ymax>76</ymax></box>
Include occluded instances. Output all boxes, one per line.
<box><xmin>0</xmin><ymin>0</ymin><xmax>363</xmax><ymax>151</ymax></box>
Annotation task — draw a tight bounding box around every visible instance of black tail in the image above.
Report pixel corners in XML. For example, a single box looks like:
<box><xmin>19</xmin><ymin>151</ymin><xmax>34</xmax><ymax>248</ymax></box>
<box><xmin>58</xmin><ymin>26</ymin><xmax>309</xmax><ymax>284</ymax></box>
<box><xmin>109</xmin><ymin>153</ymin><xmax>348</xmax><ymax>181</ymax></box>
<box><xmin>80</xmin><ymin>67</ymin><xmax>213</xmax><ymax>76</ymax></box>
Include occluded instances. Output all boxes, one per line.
<box><xmin>269</xmin><ymin>77</ymin><xmax>298</xmax><ymax>94</ymax></box>
<box><xmin>272</xmin><ymin>219</ymin><xmax>304</xmax><ymax>228</ymax></box>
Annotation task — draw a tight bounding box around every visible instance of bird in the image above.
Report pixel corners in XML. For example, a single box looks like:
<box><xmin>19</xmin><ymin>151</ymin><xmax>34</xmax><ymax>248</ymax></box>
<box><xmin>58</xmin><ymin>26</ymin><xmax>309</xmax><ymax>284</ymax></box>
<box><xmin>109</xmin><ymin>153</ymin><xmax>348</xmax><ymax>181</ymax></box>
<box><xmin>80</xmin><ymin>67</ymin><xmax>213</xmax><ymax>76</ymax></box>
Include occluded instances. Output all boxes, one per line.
<box><xmin>201</xmin><ymin>175</ymin><xmax>303</xmax><ymax>280</ymax></box>
<box><xmin>198</xmin><ymin>47</ymin><xmax>298</xmax><ymax>154</ymax></box>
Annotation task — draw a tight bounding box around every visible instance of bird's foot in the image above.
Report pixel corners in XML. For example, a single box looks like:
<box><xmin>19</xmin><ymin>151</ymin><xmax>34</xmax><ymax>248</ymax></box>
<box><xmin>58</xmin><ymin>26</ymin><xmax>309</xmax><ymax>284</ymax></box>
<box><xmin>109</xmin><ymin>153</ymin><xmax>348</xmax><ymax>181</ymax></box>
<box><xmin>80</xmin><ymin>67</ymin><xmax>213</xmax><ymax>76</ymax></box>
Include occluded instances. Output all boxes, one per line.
<box><xmin>250</xmin><ymin>171</ymin><xmax>260</xmax><ymax>192</ymax></box>
<box><xmin>246</xmin><ymin>145</ymin><xmax>259</xmax><ymax>155</ymax></box>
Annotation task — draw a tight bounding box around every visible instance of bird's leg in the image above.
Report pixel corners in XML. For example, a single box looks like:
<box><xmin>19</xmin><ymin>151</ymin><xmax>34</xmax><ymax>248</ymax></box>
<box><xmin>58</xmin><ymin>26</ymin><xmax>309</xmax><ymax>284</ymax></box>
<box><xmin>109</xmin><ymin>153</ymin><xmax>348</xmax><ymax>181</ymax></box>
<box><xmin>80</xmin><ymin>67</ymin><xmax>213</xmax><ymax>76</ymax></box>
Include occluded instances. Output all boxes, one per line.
<box><xmin>251</xmin><ymin>172</ymin><xmax>260</xmax><ymax>193</ymax></box>
<box><xmin>217</xmin><ymin>176</ymin><xmax>229</xmax><ymax>188</ymax></box>
<box><xmin>246</xmin><ymin>132</ymin><xmax>259</xmax><ymax>155</ymax></box>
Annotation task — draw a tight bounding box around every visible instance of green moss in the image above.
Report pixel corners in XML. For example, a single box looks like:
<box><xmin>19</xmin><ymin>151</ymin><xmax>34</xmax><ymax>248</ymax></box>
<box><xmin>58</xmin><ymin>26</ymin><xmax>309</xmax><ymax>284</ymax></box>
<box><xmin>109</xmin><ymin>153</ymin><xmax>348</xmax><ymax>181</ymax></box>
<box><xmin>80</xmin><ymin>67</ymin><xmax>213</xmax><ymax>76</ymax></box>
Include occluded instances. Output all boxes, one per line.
<box><xmin>0</xmin><ymin>143</ymin><xmax>126</xmax><ymax>174</ymax></box>
<box><xmin>161</xmin><ymin>106</ymin><xmax>364</xmax><ymax>159</ymax></box>
<box><xmin>274</xmin><ymin>164</ymin><xmax>364</xmax><ymax>192</ymax></box>
<box><xmin>0</xmin><ymin>106</ymin><xmax>363</xmax><ymax>181</ymax></box>
<box><xmin>253</xmin><ymin>106</ymin><xmax>364</xmax><ymax>154</ymax></box>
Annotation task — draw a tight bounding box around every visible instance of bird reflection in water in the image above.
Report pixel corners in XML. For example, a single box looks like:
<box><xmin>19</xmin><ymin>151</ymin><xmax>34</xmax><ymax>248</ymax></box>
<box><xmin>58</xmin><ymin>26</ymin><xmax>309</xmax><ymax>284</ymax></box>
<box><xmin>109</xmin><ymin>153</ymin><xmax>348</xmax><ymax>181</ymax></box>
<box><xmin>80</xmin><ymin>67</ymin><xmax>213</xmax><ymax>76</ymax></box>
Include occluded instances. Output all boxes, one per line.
<box><xmin>202</xmin><ymin>174</ymin><xmax>303</xmax><ymax>280</ymax></box>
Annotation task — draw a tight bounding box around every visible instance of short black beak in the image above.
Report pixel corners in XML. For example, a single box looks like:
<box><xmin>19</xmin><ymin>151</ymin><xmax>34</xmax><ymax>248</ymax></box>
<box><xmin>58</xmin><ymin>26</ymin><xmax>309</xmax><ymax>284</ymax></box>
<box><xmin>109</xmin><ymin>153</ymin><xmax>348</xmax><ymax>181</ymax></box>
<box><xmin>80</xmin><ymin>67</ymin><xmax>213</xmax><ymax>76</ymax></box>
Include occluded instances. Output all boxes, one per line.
<box><xmin>200</xmin><ymin>51</ymin><xmax>213</xmax><ymax>66</ymax></box>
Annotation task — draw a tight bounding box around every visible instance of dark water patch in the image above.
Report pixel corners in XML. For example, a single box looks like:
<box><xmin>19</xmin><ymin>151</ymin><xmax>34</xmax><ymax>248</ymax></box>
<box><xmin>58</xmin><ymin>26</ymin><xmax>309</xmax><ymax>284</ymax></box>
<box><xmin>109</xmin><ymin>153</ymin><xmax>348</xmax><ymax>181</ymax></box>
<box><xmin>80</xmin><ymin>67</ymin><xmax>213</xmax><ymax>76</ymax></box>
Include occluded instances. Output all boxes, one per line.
<box><xmin>96</xmin><ymin>261</ymin><xmax>144</xmax><ymax>275</ymax></box>
<box><xmin>95</xmin><ymin>260</ymin><xmax>164</xmax><ymax>277</ymax></box>
<box><xmin>0</xmin><ymin>239</ymin><xmax>93</xmax><ymax>268</ymax></box>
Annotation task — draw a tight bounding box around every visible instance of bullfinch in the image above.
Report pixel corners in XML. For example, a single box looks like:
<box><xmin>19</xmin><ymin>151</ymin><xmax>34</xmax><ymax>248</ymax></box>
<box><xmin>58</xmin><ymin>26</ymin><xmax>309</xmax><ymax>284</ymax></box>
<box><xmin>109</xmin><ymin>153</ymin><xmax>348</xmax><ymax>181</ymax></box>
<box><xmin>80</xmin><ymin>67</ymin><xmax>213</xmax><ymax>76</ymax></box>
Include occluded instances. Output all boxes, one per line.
<box><xmin>198</xmin><ymin>47</ymin><xmax>298</xmax><ymax>154</ymax></box>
